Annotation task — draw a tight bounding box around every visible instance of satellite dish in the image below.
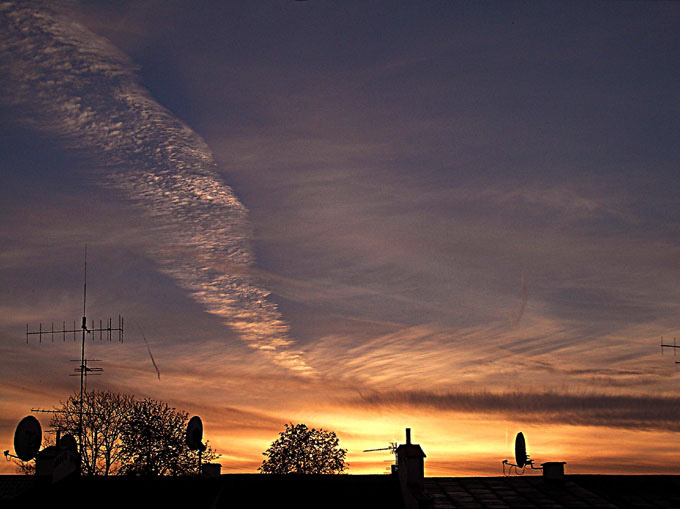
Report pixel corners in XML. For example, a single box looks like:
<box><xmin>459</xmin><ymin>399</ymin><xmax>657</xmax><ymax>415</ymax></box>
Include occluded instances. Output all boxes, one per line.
<box><xmin>186</xmin><ymin>416</ymin><xmax>204</xmax><ymax>451</ymax></box>
<box><xmin>514</xmin><ymin>432</ymin><xmax>527</xmax><ymax>468</ymax></box>
<box><xmin>502</xmin><ymin>431</ymin><xmax>543</xmax><ymax>475</ymax></box>
<box><xmin>59</xmin><ymin>434</ymin><xmax>78</xmax><ymax>453</ymax></box>
<box><xmin>14</xmin><ymin>416</ymin><xmax>42</xmax><ymax>461</ymax></box>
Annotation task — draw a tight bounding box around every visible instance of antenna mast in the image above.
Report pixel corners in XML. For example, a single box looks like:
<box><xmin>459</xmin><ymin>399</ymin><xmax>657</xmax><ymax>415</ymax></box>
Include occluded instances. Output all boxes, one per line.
<box><xmin>78</xmin><ymin>246</ymin><xmax>88</xmax><ymax>459</ymax></box>
<box><xmin>25</xmin><ymin>248</ymin><xmax>124</xmax><ymax>459</ymax></box>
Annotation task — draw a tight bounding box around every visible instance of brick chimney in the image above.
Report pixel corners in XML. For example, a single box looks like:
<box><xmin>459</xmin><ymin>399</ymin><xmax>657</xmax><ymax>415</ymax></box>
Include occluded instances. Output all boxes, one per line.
<box><xmin>396</xmin><ymin>428</ymin><xmax>428</xmax><ymax>509</ymax></box>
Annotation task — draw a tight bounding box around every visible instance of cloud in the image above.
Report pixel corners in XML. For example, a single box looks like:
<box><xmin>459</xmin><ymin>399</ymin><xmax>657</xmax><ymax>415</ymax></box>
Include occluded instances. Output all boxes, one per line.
<box><xmin>212</xmin><ymin>122</ymin><xmax>680</xmax><ymax>338</ymax></box>
<box><xmin>468</xmin><ymin>185</ymin><xmax>626</xmax><ymax>222</ymax></box>
<box><xmin>510</xmin><ymin>274</ymin><xmax>527</xmax><ymax>327</ymax></box>
<box><xmin>352</xmin><ymin>390</ymin><xmax>680</xmax><ymax>432</ymax></box>
<box><xmin>0</xmin><ymin>1</ymin><xmax>312</xmax><ymax>374</ymax></box>
<box><xmin>305</xmin><ymin>317</ymin><xmax>671</xmax><ymax>393</ymax></box>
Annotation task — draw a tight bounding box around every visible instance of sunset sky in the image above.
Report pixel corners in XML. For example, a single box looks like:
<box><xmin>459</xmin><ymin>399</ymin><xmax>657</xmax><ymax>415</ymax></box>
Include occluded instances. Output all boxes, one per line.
<box><xmin>2</xmin><ymin>0</ymin><xmax>680</xmax><ymax>476</ymax></box>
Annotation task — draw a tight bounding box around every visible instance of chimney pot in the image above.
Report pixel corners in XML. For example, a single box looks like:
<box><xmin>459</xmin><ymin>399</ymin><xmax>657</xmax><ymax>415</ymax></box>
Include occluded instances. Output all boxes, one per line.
<box><xmin>542</xmin><ymin>462</ymin><xmax>566</xmax><ymax>482</ymax></box>
<box><xmin>406</xmin><ymin>428</ymin><xmax>411</xmax><ymax>444</ymax></box>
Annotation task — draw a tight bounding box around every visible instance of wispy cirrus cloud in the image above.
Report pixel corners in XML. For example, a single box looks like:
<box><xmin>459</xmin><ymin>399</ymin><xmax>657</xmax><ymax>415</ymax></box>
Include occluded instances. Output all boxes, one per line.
<box><xmin>306</xmin><ymin>318</ymin><xmax>670</xmax><ymax>389</ymax></box>
<box><xmin>0</xmin><ymin>1</ymin><xmax>311</xmax><ymax>374</ymax></box>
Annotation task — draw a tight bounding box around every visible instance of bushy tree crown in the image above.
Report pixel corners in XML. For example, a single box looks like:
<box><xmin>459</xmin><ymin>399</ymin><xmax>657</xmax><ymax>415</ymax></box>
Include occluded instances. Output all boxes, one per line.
<box><xmin>259</xmin><ymin>423</ymin><xmax>347</xmax><ymax>474</ymax></box>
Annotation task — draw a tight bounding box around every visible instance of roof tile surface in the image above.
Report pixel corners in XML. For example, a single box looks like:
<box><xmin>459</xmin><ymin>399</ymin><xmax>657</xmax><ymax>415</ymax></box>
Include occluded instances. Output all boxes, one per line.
<box><xmin>425</xmin><ymin>476</ymin><xmax>680</xmax><ymax>509</ymax></box>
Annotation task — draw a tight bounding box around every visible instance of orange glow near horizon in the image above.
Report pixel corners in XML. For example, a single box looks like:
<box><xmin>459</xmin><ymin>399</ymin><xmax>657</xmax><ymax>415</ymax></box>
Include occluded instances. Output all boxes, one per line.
<box><xmin>3</xmin><ymin>320</ymin><xmax>680</xmax><ymax>476</ymax></box>
<box><xmin>5</xmin><ymin>384</ymin><xmax>680</xmax><ymax>477</ymax></box>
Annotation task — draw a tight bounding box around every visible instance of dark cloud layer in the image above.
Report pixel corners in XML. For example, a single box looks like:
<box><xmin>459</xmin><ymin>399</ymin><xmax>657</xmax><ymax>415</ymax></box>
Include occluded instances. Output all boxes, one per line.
<box><xmin>355</xmin><ymin>390</ymin><xmax>680</xmax><ymax>432</ymax></box>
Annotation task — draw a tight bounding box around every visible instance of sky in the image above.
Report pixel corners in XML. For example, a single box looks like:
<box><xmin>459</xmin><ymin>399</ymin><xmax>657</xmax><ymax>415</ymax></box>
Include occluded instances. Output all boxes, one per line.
<box><xmin>1</xmin><ymin>0</ymin><xmax>680</xmax><ymax>476</ymax></box>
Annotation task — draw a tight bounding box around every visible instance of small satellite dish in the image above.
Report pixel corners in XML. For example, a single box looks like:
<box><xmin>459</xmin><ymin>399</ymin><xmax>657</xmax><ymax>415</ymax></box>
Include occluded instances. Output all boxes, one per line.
<box><xmin>515</xmin><ymin>432</ymin><xmax>527</xmax><ymax>468</ymax></box>
<box><xmin>14</xmin><ymin>416</ymin><xmax>42</xmax><ymax>461</ymax></box>
<box><xmin>186</xmin><ymin>416</ymin><xmax>204</xmax><ymax>451</ymax></box>
<box><xmin>59</xmin><ymin>434</ymin><xmax>78</xmax><ymax>453</ymax></box>
<box><xmin>502</xmin><ymin>431</ymin><xmax>543</xmax><ymax>475</ymax></box>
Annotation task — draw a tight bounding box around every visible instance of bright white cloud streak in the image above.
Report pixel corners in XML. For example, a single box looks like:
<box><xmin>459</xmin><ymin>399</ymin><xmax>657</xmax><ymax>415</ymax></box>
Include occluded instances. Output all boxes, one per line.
<box><xmin>0</xmin><ymin>1</ymin><xmax>312</xmax><ymax>374</ymax></box>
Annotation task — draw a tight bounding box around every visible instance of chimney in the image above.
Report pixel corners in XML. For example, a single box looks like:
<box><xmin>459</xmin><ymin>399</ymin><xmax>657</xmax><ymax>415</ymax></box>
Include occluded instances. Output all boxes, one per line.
<box><xmin>396</xmin><ymin>428</ymin><xmax>428</xmax><ymax>509</ymax></box>
<box><xmin>542</xmin><ymin>462</ymin><xmax>566</xmax><ymax>482</ymax></box>
<box><xmin>201</xmin><ymin>463</ymin><xmax>222</xmax><ymax>477</ymax></box>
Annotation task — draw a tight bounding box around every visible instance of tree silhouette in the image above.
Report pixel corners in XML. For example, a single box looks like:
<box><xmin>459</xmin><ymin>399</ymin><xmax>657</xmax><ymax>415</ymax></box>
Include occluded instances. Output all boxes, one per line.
<box><xmin>50</xmin><ymin>391</ymin><xmax>134</xmax><ymax>475</ymax></box>
<box><xmin>259</xmin><ymin>423</ymin><xmax>347</xmax><ymax>474</ymax></box>
<box><xmin>118</xmin><ymin>397</ymin><xmax>217</xmax><ymax>476</ymax></box>
<box><xmin>49</xmin><ymin>391</ymin><xmax>217</xmax><ymax>476</ymax></box>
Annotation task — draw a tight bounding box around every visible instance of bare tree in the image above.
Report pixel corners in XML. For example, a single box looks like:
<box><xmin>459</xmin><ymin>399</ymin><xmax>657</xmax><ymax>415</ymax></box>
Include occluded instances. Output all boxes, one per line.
<box><xmin>259</xmin><ymin>423</ymin><xmax>347</xmax><ymax>474</ymax></box>
<box><xmin>48</xmin><ymin>391</ymin><xmax>217</xmax><ymax>476</ymax></box>
<box><xmin>50</xmin><ymin>391</ymin><xmax>134</xmax><ymax>475</ymax></box>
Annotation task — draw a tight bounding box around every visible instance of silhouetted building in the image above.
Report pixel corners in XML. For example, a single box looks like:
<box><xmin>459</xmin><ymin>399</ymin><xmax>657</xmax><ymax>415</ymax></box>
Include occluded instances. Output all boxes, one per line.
<box><xmin>397</xmin><ymin>428</ymin><xmax>427</xmax><ymax>509</ymax></box>
<box><xmin>3</xmin><ymin>432</ymin><xmax>680</xmax><ymax>508</ymax></box>
<box><xmin>424</xmin><ymin>475</ymin><xmax>680</xmax><ymax>508</ymax></box>
<box><xmin>4</xmin><ymin>471</ymin><xmax>680</xmax><ymax>509</ymax></box>
<box><xmin>0</xmin><ymin>474</ymin><xmax>404</xmax><ymax>509</ymax></box>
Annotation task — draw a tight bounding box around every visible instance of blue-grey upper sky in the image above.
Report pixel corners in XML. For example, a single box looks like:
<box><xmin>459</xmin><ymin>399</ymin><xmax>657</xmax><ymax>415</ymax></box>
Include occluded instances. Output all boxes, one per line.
<box><xmin>1</xmin><ymin>0</ymin><xmax>680</xmax><ymax>474</ymax></box>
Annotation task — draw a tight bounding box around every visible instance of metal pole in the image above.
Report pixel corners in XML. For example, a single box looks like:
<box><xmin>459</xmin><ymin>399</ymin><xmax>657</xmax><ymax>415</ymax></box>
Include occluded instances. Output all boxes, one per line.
<box><xmin>79</xmin><ymin>246</ymin><xmax>87</xmax><ymax>466</ymax></box>
<box><xmin>79</xmin><ymin>319</ymin><xmax>85</xmax><ymax>460</ymax></box>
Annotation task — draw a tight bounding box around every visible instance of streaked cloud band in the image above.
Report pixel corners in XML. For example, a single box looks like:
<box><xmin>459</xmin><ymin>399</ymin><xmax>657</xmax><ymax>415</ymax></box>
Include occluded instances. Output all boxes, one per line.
<box><xmin>0</xmin><ymin>1</ymin><xmax>312</xmax><ymax>374</ymax></box>
<box><xmin>355</xmin><ymin>390</ymin><xmax>680</xmax><ymax>432</ymax></box>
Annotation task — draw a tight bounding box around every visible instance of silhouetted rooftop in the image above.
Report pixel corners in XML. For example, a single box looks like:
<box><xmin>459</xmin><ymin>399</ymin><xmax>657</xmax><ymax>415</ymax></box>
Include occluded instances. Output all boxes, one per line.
<box><xmin>1</xmin><ymin>473</ymin><xmax>404</xmax><ymax>509</ymax></box>
<box><xmin>425</xmin><ymin>475</ymin><xmax>680</xmax><ymax>509</ymax></box>
<box><xmin>3</xmin><ymin>474</ymin><xmax>680</xmax><ymax>508</ymax></box>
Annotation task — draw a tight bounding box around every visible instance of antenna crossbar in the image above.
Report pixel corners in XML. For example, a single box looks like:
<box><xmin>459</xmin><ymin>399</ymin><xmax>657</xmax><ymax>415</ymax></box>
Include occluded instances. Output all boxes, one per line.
<box><xmin>660</xmin><ymin>337</ymin><xmax>680</xmax><ymax>363</ymax></box>
<box><xmin>26</xmin><ymin>316</ymin><xmax>124</xmax><ymax>343</ymax></box>
<box><xmin>22</xmin><ymin>248</ymin><xmax>125</xmax><ymax>463</ymax></box>
<box><xmin>69</xmin><ymin>360</ymin><xmax>103</xmax><ymax>383</ymax></box>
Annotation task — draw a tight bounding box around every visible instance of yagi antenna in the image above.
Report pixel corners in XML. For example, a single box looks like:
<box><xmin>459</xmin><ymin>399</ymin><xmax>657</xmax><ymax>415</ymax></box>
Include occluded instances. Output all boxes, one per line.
<box><xmin>24</xmin><ymin>248</ymin><xmax>124</xmax><ymax>458</ymax></box>
<box><xmin>363</xmin><ymin>442</ymin><xmax>398</xmax><ymax>473</ymax></box>
<box><xmin>363</xmin><ymin>443</ymin><xmax>398</xmax><ymax>453</ymax></box>
<box><xmin>363</xmin><ymin>428</ymin><xmax>417</xmax><ymax>472</ymax></box>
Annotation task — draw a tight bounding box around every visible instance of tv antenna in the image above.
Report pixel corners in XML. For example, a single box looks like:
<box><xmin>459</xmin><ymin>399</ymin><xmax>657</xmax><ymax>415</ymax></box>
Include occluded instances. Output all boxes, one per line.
<box><xmin>363</xmin><ymin>442</ymin><xmax>398</xmax><ymax>459</ymax></box>
<box><xmin>24</xmin><ymin>247</ymin><xmax>124</xmax><ymax>459</ymax></box>
<box><xmin>363</xmin><ymin>441</ymin><xmax>398</xmax><ymax>473</ymax></box>
<box><xmin>660</xmin><ymin>337</ymin><xmax>680</xmax><ymax>363</ymax></box>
